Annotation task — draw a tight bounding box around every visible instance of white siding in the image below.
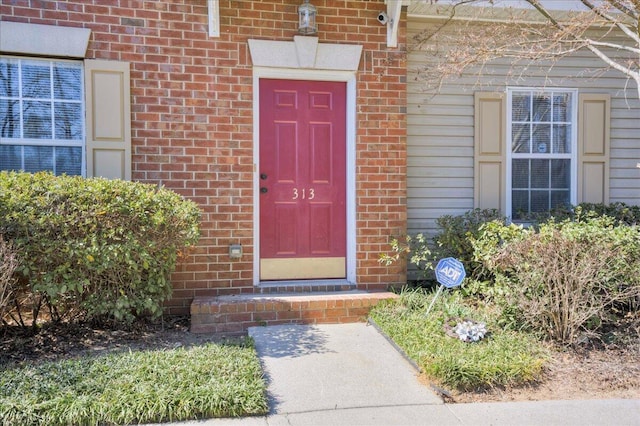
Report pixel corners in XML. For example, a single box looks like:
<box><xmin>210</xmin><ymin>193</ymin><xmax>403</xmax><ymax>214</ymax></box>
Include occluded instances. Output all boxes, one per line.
<box><xmin>407</xmin><ymin>18</ymin><xmax>640</xmax><ymax>236</ymax></box>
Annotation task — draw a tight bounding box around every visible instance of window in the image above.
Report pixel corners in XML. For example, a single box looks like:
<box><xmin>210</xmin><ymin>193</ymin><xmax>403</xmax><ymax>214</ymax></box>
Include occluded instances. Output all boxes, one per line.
<box><xmin>507</xmin><ymin>88</ymin><xmax>577</xmax><ymax>220</ymax></box>
<box><xmin>0</xmin><ymin>56</ymin><xmax>84</xmax><ymax>176</ymax></box>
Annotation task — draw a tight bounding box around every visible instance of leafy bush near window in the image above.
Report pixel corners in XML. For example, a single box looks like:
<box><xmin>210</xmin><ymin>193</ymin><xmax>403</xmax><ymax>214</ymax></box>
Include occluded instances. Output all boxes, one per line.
<box><xmin>472</xmin><ymin>215</ymin><xmax>640</xmax><ymax>344</ymax></box>
<box><xmin>379</xmin><ymin>232</ymin><xmax>435</xmax><ymax>280</ymax></box>
<box><xmin>433</xmin><ymin>208</ymin><xmax>505</xmax><ymax>280</ymax></box>
<box><xmin>544</xmin><ymin>202</ymin><xmax>640</xmax><ymax>226</ymax></box>
<box><xmin>0</xmin><ymin>171</ymin><xmax>201</xmax><ymax>326</ymax></box>
<box><xmin>379</xmin><ymin>208</ymin><xmax>505</xmax><ymax>285</ymax></box>
<box><xmin>381</xmin><ymin>205</ymin><xmax>640</xmax><ymax>345</ymax></box>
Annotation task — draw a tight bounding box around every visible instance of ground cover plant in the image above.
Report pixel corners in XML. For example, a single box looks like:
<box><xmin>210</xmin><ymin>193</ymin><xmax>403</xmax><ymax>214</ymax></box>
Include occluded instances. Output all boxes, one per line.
<box><xmin>0</xmin><ymin>334</ymin><xmax>268</xmax><ymax>425</ymax></box>
<box><xmin>370</xmin><ymin>290</ymin><xmax>548</xmax><ymax>391</ymax></box>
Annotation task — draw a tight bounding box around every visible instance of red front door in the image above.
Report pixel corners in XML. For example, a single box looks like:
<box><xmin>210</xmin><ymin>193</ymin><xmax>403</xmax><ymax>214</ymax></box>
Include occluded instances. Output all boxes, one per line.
<box><xmin>259</xmin><ymin>79</ymin><xmax>347</xmax><ymax>280</ymax></box>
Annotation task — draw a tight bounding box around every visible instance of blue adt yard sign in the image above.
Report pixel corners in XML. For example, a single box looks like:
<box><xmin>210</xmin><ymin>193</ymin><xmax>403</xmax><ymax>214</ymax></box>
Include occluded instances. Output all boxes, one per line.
<box><xmin>424</xmin><ymin>257</ymin><xmax>467</xmax><ymax>317</ymax></box>
<box><xmin>435</xmin><ymin>257</ymin><xmax>466</xmax><ymax>288</ymax></box>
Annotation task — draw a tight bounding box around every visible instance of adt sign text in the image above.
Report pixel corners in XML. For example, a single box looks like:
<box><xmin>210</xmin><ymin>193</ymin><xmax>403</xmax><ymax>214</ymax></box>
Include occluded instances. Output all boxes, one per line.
<box><xmin>435</xmin><ymin>257</ymin><xmax>466</xmax><ymax>289</ymax></box>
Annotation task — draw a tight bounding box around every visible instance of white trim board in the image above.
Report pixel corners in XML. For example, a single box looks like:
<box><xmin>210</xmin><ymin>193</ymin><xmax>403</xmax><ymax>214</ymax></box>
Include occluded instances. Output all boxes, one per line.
<box><xmin>248</xmin><ymin>38</ymin><xmax>362</xmax><ymax>287</ymax></box>
<box><xmin>0</xmin><ymin>21</ymin><xmax>90</xmax><ymax>58</ymax></box>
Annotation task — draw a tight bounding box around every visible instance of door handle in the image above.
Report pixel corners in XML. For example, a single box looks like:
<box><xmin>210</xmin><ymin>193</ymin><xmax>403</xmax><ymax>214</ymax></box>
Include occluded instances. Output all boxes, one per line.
<box><xmin>260</xmin><ymin>187</ymin><xmax>268</xmax><ymax>193</ymax></box>
<box><xmin>260</xmin><ymin>173</ymin><xmax>268</xmax><ymax>180</ymax></box>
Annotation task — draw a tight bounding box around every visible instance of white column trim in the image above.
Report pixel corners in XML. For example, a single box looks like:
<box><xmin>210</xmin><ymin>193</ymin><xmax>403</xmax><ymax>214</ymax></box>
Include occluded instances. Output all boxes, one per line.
<box><xmin>386</xmin><ymin>0</ymin><xmax>403</xmax><ymax>48</ymax></box>
<box><xmin>207</xmin><ymin>0</ymin><xmax>220</xmax><ymax>37</ymax></box>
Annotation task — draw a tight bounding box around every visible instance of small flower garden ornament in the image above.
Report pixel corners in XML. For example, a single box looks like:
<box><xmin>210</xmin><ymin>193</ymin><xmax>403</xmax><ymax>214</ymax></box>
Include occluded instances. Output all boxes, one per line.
<box><xmin>444</xmin><ymin>318</ymin><xmax>488</xmax><ymax>343</ymax></box>
<box><xmin>454</xmin><ymin>320</ymin><xmax>487</xmax><ymax>342</ymax></box>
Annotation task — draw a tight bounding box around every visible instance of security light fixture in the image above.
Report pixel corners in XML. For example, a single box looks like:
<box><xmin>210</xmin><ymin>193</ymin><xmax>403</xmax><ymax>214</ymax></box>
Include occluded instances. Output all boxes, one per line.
<box><xmin>298</xmin><ymin>0</ymin><xmax>317</xmax><ymax>35</ymax></box>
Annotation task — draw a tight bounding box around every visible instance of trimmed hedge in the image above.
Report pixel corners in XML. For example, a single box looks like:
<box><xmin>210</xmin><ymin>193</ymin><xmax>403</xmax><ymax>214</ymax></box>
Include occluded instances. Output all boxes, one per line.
<box><xmin>472</xmin><ymin>215</ymin><xmax>640</xmax><ymax>343</ymax></box>
<box><xmin>0</xmin><ymin>171</ymin><xmax>200</xmax><ymax>325</ymax></box>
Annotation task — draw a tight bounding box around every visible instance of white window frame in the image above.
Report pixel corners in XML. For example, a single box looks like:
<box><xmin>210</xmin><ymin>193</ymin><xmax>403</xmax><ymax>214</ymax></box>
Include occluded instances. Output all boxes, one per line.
<box><xmin>0</xmin><ymin>55</ymin><xmax>86</xmax><ymax>176</ymax></box>
<box><xmin>506</xmin><ymin>87</ymin><xmax>578</xmax><ymax>219</ymax></box>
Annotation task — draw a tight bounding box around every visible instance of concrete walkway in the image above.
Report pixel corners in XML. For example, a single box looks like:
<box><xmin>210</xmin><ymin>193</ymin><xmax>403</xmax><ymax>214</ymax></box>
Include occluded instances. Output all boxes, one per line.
<box><xmin>166</xmin><ymin>323</ymin><xmax>640</xmax><ymax>426</ymax></box>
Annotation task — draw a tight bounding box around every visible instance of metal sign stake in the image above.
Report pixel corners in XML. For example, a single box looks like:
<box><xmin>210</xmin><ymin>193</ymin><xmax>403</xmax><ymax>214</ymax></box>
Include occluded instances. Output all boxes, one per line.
<box><xmin>424</xmin><ymin>284</ymin><xmax>444</xmax><ymax>317</ymax></box>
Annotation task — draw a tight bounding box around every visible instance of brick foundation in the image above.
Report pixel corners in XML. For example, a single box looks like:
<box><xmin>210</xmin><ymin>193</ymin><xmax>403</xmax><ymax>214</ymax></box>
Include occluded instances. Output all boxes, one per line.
<box><xmin>190</xmin><ymin>291</ymin><xmax>398</xmax><ymax>335</ymax></box>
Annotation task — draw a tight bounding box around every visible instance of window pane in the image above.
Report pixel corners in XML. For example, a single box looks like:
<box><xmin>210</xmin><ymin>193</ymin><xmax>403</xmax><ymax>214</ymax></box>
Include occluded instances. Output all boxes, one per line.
<box><xmin>553</xmin><ymin>93</ymin><xmax>571</xmax><ymax>122</ymax></box>
<box><xmin>2</xmin><ymin>57</ymin><xmax>86</xmax><ymax>177</ymax></box>
<box><xmin>512</xmin><ymin>190</ymin><xmax>529</xmax><ymax>220</ymax></box>
<box><xmin>553</xmin><ymin>124</ymin><xmax>571</xmax><ymax>154</ymax></box>
<box><xmin>509</xmin><ymin>89</ymin><xmax>575</xmax><ymax>220</ymax></box>
<box><xmin>55</xmin><ymin>146</ymin><xmax>82</xmax><ymax>175</ymax></box>
<box><xmin>532</xmin><ymin>123</ymin><xmax>550</xmax><ymax>154</ymax></box>
<box><xmin>532</xmin><ymin>93</ymin><xmax>551</xmax><ymax>121</ymax></box>
<box><xmin>53</xmin><ymin>64</ymin><xmax>82</xmax><ymax>101</ymax></box>
<box><xmin>531</xmin><ymin>159</ymin><xmax>549</xmax><ymax>188</ymax></box>
<box><xmin>0</xmin><ymin>99</ymin><xmax>21</xmax><ymax>138</ymax></box>
<box><xmin>512</xmin><ymin>92</ymin><xmax>530</xmax><ymax>121</ymax></box>
<box><xmin>0</xmin><ymin>145</ymin><xmax>22</xmax><ymax>171</ymax></box>
<box><xmin>55</xmin><ymin>102</ymin><xmax>82</xmax><ymax>140</ymax></box>
<box><xmin>512</xmin><ymin>159</ymin><xmax>529</xmax><ymax>188</ymax></box>
<box><xmin>22</xmin><ymin>61</ymin><xmax>51</xmax><ymax>99</ymax></box>
<box><xmin>0</xmin><ymin>60</ymin><xmax>19</xmax><ymax>97</ymax></box>
<box><xmin>23</xmin><ymin>100</ymin><xmax>52</xmax><ymax>139</ymax></box>
<box><xmin>551</xmin><ymin>159</ymin><xmax>570</xmax><ymax>189</ymax></box>
<box><xmin>512</xmin><ymin>123</ymin><xmax>530</xmax><ymax>153</ymax></box>
<box><xmin>24</xmin><ymin>145</ymin><xmax>53</xmax><ymax>172</ymax></box>
<box><xmin>551</xmin><ymin>190</ymin><xmax>570</xmax><ymax>210</ymax></box>
<box><xmin>531</xmin><ymin>190</ymin><xmax>549</xmax><ymax>213</ymax></box>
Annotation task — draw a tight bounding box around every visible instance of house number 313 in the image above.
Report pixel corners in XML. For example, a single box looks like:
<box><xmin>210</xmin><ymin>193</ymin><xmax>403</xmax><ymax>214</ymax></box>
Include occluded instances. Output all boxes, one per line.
<box><xmin>292</xmin><ymin>188</ymin><xmax>315</xmax><ymax>200</ymax></box>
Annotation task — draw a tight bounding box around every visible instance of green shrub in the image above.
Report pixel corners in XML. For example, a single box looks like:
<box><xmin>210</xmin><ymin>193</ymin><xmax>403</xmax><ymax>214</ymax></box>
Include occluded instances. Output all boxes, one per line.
<box><xmin>0</xmin><ymin>171</ymin><xmax>201</xmax><ymax>325</ymax></box>
<box><xmin>379</xmin><ymin>209</ymin><xmax>505</xmax><ymax>285</ymax></box>
<box><xmin>466</xmin><ymin>220</ymin><xmax>525</xmax><ymax>300</ymax></box>
<box><xmin>433</xmin><ymin>209</ymin><xmax>505</xmax><ymax>280</ymax></box>
<box><xmin>521</xmin><ymin>202</ymin><xmax>640</xmax><ymax>226</ymax></box>
<box><xmin>0</xmin><ymin>236</ymin><xmax>19</xmax><ymax>322</ymax></box>
<box><xmin>379</xmin><ymin>233</ymin><xmax>435</xmax><ymax>280</ymax></box>
<box><xmin>476</xmin><ymin>216</ymin><xmax>640</xmax><ymax>344</ymax></box>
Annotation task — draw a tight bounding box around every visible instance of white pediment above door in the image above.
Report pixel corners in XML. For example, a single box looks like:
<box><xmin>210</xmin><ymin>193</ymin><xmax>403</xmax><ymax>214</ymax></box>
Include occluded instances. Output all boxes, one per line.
<box><xmin>248</xmin><ymin>37</ymin><xmax>362</xmax><ymax>71</ymax></box>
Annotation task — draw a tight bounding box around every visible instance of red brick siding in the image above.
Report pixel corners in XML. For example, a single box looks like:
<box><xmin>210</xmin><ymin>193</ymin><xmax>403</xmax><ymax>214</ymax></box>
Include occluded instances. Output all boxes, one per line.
<box><xmin>0</xmin><ymin>0</ymin><xmax>407</xmax><ymax>314</ymax></box>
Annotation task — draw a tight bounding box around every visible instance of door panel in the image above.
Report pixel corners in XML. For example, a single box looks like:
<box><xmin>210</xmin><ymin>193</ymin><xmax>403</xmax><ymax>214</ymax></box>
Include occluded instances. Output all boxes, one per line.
<box><xmin>259</xmin><ymin>79</ymin><xmax>346</xmax><ymax>280</ymax></box>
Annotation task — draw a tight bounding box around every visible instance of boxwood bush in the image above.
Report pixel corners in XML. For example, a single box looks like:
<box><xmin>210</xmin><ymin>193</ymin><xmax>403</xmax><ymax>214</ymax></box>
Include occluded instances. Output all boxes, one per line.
<box><xmin>0</xmin><ymin>171</ymin><xmax>200</xmax><ymax>325</ymax></box>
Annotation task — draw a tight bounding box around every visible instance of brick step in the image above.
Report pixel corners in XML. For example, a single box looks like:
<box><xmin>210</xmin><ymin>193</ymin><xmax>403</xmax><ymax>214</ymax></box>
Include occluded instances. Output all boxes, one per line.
<box><xmin>190</xmin><ymin>291</ymin><xmax>398</xmax><ymax>335</ymax></box>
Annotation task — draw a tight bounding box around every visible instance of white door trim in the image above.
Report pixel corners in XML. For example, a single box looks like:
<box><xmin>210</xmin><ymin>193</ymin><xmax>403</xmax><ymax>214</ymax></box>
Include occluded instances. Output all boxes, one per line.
<box><xmin>251</xmin><ymin>73</ymin><xmax>358</xmax><ymax>287</ymax></box>
<box><xmin>249</xmin><ymin>37</ymin><xmax>362</xmax><ymax>287</ymax></box>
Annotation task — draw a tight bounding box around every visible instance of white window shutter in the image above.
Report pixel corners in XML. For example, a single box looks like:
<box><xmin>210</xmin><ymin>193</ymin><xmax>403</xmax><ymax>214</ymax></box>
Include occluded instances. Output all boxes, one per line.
<box><xmin>84</xmin><ymin>60</ymin><xmax>131</xmax><ymax>180</ymax></box>
<box><xmin>578</xmin><ymin>94</ymin><xmax>610</xmax><ymax>204</ymax></box>
<box><xmin>474</xmin><ymin>92</ymin><xmax>506</xmax><ymax>213</ymax></box>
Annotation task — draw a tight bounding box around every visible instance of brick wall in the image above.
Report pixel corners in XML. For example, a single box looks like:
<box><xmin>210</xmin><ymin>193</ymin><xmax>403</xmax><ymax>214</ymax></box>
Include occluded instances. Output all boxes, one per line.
<box><xmin>0</xmin><ymin>0</ymin><xmax>407</xmax><ymax>315</ymax></box>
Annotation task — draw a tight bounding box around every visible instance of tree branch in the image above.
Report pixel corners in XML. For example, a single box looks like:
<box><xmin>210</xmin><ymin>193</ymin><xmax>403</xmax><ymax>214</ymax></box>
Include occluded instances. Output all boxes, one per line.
<box><xmin>581</xmin><ymin>0</ymin><xmax>640</xmax><ymax>44</ymax></box>
<box><xmin>605</xmin><ymin>0</ymin><xmax>639</xmax><ymax>19</ymax></box>
<box><xmin>584</xmin><ymin>42</ymin><xmax>640</xmax><ymax>97</ymax></box>
<box><xmin>419</xmin><ymin>1</ymin><xmax>640</xmax><ymax>98</ymax></box>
